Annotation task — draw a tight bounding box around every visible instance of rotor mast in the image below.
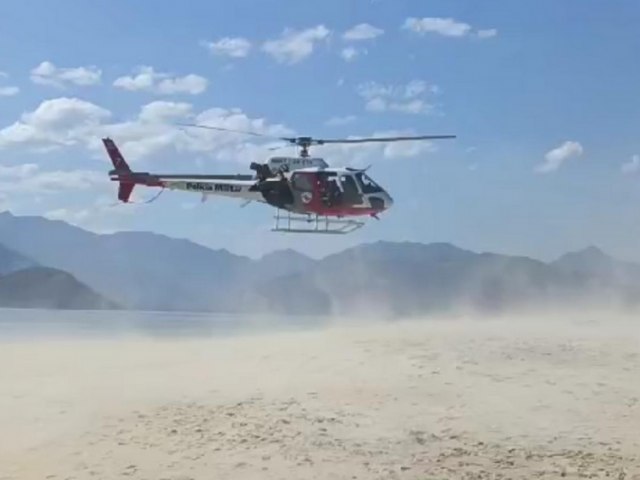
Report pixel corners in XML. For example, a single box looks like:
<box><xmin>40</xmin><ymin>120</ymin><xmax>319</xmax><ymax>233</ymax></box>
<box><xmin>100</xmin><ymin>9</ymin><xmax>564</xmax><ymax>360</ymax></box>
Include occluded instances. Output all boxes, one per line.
<box><xmin>297</xmin><ymin>137</ymin><xmax>313</xmax><ymax>158</ymax></box>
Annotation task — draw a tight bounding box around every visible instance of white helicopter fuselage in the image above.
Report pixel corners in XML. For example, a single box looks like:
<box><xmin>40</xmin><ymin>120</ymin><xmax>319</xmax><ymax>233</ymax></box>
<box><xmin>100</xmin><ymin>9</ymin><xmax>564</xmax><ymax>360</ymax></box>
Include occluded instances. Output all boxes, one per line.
<box><xmin>157</xmin><ymin>156</ymin><xmax>331</xmax><ymax>202</ymax></box>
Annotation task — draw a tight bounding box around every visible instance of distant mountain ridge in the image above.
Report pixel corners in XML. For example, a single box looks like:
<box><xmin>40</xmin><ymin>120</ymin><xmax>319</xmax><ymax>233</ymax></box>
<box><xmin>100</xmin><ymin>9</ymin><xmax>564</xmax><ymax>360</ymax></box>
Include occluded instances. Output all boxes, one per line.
<box><xmin>0</xmin><ymin>267</ymin><xmax>119</xmax><ymax>310</ymax></box>
<box><xmin>0</xmin><ymin>211</ymin><xmax>639</xmax><ymax>316</ymax></box>
<box><xmin>0</xmin><ymin>212</ymin><xmax>252</xmax><ymax>311</ymax></box>
<box><xmin>0</xmin><ymin>239</ymin><xmax>118</xmax><ymax>310</ymax></box>
<box><xmin>553</xmin><ymin>246</ymin><xmax>640</xmax><ymax>282</ymax></box>
<box><xmin>0</xmin><ymin>243</ymin><xmax>38</xmax><ymax>275</ymax></box>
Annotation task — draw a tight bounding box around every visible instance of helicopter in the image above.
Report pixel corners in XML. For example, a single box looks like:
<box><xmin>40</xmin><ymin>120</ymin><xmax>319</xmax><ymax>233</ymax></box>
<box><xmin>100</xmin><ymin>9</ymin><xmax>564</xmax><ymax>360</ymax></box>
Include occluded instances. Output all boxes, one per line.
<box><xmin>104</xmin><ymin>125</ymin><xmax>456</xmax><ymax>234</ymax></box>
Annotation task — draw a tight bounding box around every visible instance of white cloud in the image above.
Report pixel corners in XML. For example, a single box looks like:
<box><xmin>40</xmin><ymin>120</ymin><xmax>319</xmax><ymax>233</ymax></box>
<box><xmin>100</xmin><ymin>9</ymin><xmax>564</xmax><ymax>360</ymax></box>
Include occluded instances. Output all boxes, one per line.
<box><xmin>30</xmin><ymin>61</ymin><xmax>102</xmax><ymax>88</ymax></box>
<box><xmin>477</xmin><ymin>28</ymin><xmax>498</xmax><ymax>39</ymax></box>
<box><xmin>0</xmin><ymin>97</ymin><xmax>293</xmax><ymax>165</ymax></box>
<box><xmin>156</xmin><ymin>75</ymin><xmax>208</xmax><ymax>96</ymax></box>
<box><xmin>343</xmin><ymin>23</ymin><xmax>384</xmax><ymax>41</ymax></box>
<box><xmin>324</xmin><ymin>115</ymin><xmax>356</xmax><ymax>127</ymax></box>
<box><xmin>403</xmin><ymin>17</ymin><xmax>471</xmax><ymax>37</ymax></box>
<box><xmin>0</xmin><ymin>164</ymin><xmax>39</xmax><ymax>177</ymax></box>
<box><xmin>357</xmin><ymin>80</ymin><xmax>436</xmax><ymax>100</ymax></box>
<box><xmin>364</xmin><ymin>97</ymin><xmax>387</xmax><ymax>112</ymax></box>
<box><xmin>316</xmin><ymin>129</ymin><xmax>438</xmax><ymax>166</ymax></box>
<box><xmin>403</xmin><ymin>17</ymin><xmax>497</xmax><ymax>39</ymax></box>
<box><xmin>389</xmin><ymin>99</ymin><xmax>431</xmax><ymax>115</ymax></box>
<box><xmin>340</xmin><ymin>47</ymin><xmax>361</xmax><ymax>62</ymax></box>
<box><xmin>180</xmin><ymin>108</ymin><xmax>293</xmax><ymax>163</ymax></box>
<box><xmin>262</xmin><ymin>25</ymin><xmax>330</xmax><ymax>64</ymax></box>
<box><xmin>535</xmin><ymin>141</ymin><xmax>584</xmax><ymax>174</ymax></box>
<box><xmin>113</xmin><ymin>66</ymin><xmax>208</xmax><ymax>95</ymax></box>
<box><xmin>0</xmin><ymin>86</ymin><xmax>19</xmax><ymax>96</ymax></box>
<box><xmin>138</xmin><ymin>101</ymin><xmax>193</xmax><ymax>123</ymax></box>
<box><xmin>0</xmin><ymin>162</ymin><xmax>103</xmax><ymax>195</ymax></box>
<box><xmin>45</xmin><ymin>207</ymin><xmax>92</xmax><ymax>223</ymax></box>
<box><xmin>202</xmin><ymin>37</ymin><xmax>252</xmax><ymax>58</ymax></box>
<box><xmin>0</xmin><ymin>97</ymin><xmax>111</xmax><ymax>150</ymax></box>
<box><xmin>357</xmin><ymin>80</ymin><xmax>438</xmax><ymax>115</ymax></box>
<box><xmin>0</xmin><ymin>71</ymin><xmax>19</xmax><ymax>96</ymax></box>
<box><xmin>621</xmin><ymin>154</ymin><xmax>640</xmax><ymax>174</ymax></box>
<box><xmin>383</xmin><ymin>137</ymin><xmax>437</xmax><ymax>158</ymax></box>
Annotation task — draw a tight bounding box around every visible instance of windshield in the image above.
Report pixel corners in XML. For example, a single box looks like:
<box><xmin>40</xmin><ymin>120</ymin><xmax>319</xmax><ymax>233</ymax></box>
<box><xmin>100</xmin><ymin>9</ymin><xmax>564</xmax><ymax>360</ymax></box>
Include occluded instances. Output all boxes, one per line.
<box><xmin>355</xmin><ymin>172</ymin><xmax>383</xmax><ymax>193</ymax></box>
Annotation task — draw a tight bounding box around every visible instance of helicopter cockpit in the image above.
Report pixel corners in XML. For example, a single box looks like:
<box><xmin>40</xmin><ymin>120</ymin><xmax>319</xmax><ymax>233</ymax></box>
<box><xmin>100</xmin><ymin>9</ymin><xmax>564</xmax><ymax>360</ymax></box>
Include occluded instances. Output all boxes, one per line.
<box><xmin>353</xmin><ymin>171</ymin><xmax>384</xmax><ymax>194</ymax></box>
<box><xmin>285</xmin><ymin>168</ymin><xmax>392</xmax><ymax>213</ymax></box>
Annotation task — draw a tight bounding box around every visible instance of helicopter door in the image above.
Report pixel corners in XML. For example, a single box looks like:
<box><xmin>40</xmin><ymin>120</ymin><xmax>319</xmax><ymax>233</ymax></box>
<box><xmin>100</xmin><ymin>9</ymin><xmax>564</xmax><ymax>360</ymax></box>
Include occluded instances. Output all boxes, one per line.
<box><xmin>290</xmin><ymin>171</ymin><xmax>343</xmax><ymax>212</ymax></box>
<box><xmin>290</xmin><ymin>171</ymin><xmax>321</xmax><ymax>210</ymax></box>
<box><xmin>339</xmin><ymin>173</ymin><xmax>363</xmax><ymax>206</ymax></box>
<box><xmin>316</xmin><ymin>172</ymin><xmax>342</xmax><ymax>208</ymax></box>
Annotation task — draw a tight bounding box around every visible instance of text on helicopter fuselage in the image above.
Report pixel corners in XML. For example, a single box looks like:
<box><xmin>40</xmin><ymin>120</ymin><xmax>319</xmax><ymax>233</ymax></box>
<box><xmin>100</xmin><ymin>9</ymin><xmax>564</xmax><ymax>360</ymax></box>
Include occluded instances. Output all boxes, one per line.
<box><xmin>186</xmin><ymin>182</ymin><xmax>242</xmax><ymax>192</ymax></box>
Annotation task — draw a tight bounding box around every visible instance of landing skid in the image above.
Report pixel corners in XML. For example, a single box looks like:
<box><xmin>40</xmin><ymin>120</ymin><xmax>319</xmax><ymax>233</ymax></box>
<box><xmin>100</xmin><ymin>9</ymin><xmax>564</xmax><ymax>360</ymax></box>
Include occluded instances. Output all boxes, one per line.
<box><xmin>272</xmin><ymin>210</ymin><xmax>365</xmax><ymax>234</ymax></box>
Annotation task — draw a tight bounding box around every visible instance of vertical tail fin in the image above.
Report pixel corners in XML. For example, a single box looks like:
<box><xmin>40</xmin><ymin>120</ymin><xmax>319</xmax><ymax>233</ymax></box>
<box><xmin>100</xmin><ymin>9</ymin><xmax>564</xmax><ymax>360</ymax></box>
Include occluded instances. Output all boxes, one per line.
<box><xmin>103</xmin><ymin>137</ymin><xmax>131</xmax><ymax>172</ymax></box>
<box><xmin>103</xmin><ymin>137</ymin><xmax>134</xmax><ymax>203</ymax></box>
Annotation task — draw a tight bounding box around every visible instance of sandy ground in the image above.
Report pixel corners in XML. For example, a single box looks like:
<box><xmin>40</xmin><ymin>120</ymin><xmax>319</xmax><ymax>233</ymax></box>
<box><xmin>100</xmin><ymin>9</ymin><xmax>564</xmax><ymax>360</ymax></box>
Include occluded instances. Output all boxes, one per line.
<box><xmin>0</xmin><ymin>315</ymin><xmax>639</xmax><ymax>480</ymax></box>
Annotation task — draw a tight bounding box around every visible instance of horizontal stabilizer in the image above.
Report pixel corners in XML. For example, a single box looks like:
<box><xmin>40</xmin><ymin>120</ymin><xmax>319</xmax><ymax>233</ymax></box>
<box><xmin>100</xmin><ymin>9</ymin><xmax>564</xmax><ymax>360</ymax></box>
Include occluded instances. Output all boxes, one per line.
<box><xmin>118</xmin><ymin>182</ymin><xmax>135</xmax><ymax>203</ymax></box>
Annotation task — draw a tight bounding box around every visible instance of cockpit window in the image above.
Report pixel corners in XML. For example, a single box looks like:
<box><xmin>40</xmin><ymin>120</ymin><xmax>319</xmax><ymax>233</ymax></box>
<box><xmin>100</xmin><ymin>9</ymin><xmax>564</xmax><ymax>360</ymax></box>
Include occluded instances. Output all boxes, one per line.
<box><xmin>355</xmin><ymin>172</ymin><xmax>383</xmax><ymax>193</ymax></box>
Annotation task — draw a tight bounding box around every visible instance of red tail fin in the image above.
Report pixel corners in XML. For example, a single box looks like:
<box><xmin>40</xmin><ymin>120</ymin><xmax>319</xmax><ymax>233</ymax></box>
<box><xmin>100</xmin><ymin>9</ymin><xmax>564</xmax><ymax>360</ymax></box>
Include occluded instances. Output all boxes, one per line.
<box><xmin>117</xmin><ymin>182</ymin><xmax>135</xmax><ymax>203</ymax></box>
<box><xmin>103</xmin><ymin>137</ymin><xmax>131</xmax><ymax>172</ymax></box>
<box><xmin>103</xmin><ymin>138</ymin><xmax>134</xmax><ymax>203</ymax></box>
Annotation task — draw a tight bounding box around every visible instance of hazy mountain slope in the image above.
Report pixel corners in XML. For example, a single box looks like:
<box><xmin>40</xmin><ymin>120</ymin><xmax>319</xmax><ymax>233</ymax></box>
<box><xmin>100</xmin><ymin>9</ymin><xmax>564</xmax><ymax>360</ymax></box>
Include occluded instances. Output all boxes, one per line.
<box><xmin>254</xmin><ymin>242</ymin><xmax>623</xmax><ymax>316</ymax></box>
<box><xmin>2</xmin><ymin>212</ymin><xmax>640</xmax><ymax>315</ymax></box>
<box><xmin>250</xmin><ymin>249</ymin><xmax>316</xmax><ymax>278</ymax></box>
<box><xmin>0</xmin><ymin>267</ymin><xmax>119</xmax><ymax>310</ymax></box>
<box><xmin>0</xmin><ymin>212</ymin><xmax>251</xmax><ymax>311</ymax></box>
<box><xmin>551</xmin><ymin>246</ymin><xmax>640</xmax><ymax>308</ymax></box>
<box><xmin>0</xmin><ymin>243</ymin><xmax>38</xmax><ymax>275</ymax></box>
<box><xmin>553</xmin><ymin>246</ymin><xmax>640</xmax><ymax>283</ymax></box>
<box><xmin>307</xmin><ymin>241</ymin><xmax>481</xmax><ymax>316</ymax></box>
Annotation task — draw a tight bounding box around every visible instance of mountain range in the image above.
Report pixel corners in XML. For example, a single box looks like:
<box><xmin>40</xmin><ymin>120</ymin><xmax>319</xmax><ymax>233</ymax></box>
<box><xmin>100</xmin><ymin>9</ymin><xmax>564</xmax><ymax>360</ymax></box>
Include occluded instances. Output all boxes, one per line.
<box><xmin>0</xmin><ymin>210</ymin><xmax>638</xmax><ymax>316</ymax></box>
<box><xmin>0</xmin><ymin>240</ymin><xmax>117</xmax><ymax>310</ymax></box>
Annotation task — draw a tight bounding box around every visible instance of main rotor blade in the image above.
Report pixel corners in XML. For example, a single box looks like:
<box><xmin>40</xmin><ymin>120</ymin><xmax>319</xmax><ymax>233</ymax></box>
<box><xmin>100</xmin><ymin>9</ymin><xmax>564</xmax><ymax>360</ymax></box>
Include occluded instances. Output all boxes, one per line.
<box><xmin>268</xmin><ymin>144</ymin><xmax>291</xmax><ymax>151</ymax></box>
<box><xmin>178</xmin><ymin>123</ymin><xmax>289</xmax><ymax>141</ymax></box>
<box><xmin>178</xmin><ymin>124</ymin><xmax>456</xmax><ymax>148</ymax></box>
<box><xmin>317</xmin><ymin>134</ymin><xmax>456</xmax><ymax>145</ymax></box>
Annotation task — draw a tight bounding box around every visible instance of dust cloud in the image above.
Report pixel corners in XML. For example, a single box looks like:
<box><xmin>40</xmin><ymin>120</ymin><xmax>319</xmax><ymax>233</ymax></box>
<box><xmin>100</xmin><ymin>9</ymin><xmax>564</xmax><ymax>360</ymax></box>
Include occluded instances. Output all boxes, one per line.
<box><xmin>0</xmin><ymin>310</ymin><xmax>639</xmax><ymax>479</ymax></box>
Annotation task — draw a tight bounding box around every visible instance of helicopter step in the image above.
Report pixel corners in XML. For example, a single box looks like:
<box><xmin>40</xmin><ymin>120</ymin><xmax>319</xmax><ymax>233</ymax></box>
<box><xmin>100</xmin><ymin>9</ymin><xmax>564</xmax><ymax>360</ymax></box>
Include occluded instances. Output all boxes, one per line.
<box><xmin>272</xmin><ymin>210</ymin><xmax>365</xmax><ymax>234</ymax></box>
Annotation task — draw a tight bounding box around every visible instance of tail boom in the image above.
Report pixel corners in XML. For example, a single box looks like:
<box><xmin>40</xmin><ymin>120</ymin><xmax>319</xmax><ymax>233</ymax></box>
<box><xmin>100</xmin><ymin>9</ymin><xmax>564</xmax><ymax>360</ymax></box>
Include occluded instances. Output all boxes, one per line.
<box><xmin>109</xmin><ymin>171</ymin><xmax>165</xmax><ymax>203</ymax></box>
<box><xmin>102</xmin><ymin>137</ymin><xmax>261</xmax><ymax>204</ymax></box>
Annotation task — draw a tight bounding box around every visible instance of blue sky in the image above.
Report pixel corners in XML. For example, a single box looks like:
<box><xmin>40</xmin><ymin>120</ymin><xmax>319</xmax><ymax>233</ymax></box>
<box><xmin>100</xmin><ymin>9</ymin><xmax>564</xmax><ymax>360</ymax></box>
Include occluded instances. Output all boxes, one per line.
<box><xmin>0</xmin><ymin>0</ymin><xmax>639</xmax><ymax>260</ymax></box>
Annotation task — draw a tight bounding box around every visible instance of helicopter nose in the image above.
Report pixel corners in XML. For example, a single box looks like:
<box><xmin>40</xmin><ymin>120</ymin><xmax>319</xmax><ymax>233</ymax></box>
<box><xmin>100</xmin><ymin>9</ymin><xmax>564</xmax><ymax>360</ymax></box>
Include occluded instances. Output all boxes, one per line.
<box><xmin>384</xmin><ymin>192</ymin><xmax>394</xmax><ymax>209</ymax></box>
<box><xmin>369</xmin><ymin>193</ymin><xmax>393</xmax><ymax>211</ymax></box>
